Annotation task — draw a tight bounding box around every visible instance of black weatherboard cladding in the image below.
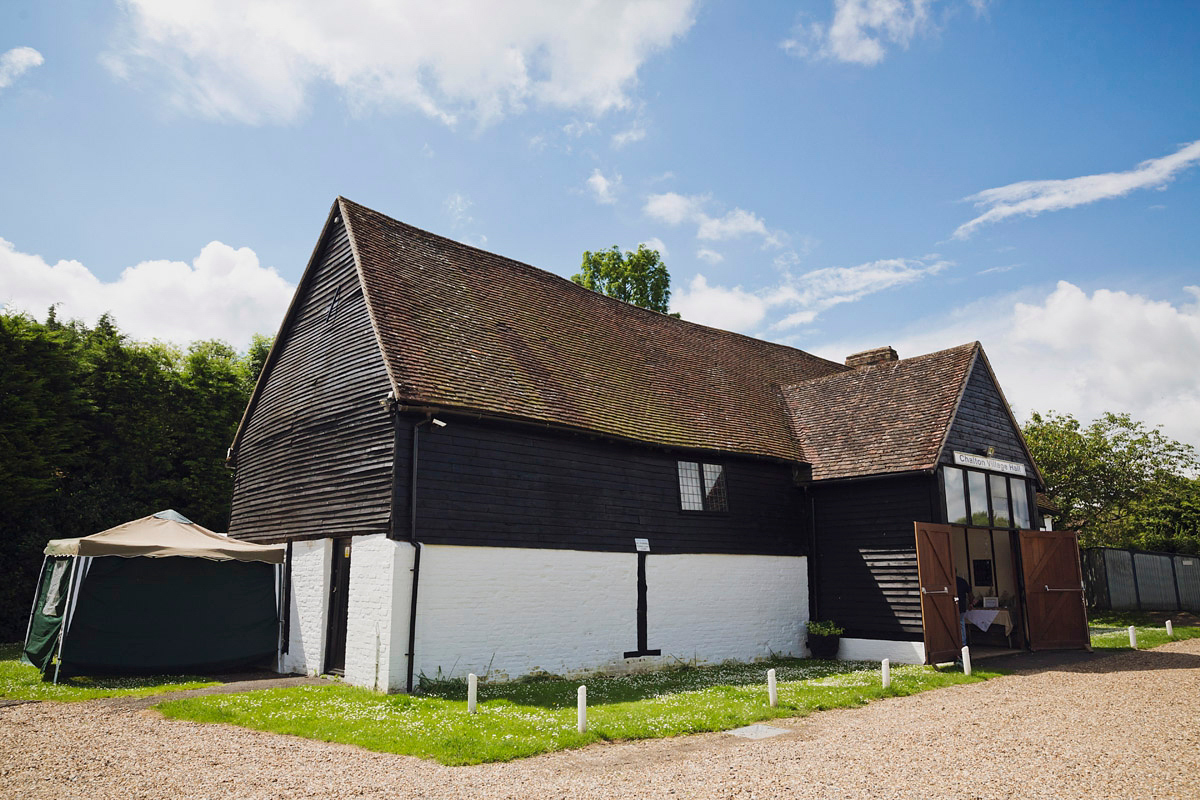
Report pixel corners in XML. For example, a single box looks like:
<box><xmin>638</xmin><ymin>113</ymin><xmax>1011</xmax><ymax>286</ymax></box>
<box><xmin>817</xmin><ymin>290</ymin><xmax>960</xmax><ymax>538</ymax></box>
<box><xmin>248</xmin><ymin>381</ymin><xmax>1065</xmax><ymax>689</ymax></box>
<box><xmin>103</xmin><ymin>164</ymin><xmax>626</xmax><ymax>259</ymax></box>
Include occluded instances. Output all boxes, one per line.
<box><xmin>413</xmin><ymin>415</ymin><xmax>808</xmax><ymax>556</ymax></box>
<box><xmin>939</xmin><ymin>362</ymin><xmax>1033</xmax><ymax>471</ymax></box>
<box><xmin>811</xmin><ymin>474</ymin><xmax>935</xmax><ymax>640</ymax></box>
<box><xmin>229</xmin><ymin>219</ymin><xmax>395</xmax><ymax>543</ymax></box>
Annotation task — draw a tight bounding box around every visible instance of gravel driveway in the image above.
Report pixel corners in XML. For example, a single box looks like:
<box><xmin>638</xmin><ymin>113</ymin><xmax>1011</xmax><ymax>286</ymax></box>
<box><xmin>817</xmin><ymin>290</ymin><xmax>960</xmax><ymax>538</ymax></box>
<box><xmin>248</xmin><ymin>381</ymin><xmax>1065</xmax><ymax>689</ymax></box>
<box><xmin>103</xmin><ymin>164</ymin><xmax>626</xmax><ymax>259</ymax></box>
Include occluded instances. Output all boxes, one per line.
<box><xmin>3</xmin><ymin>639</ymin><xmax>1198</xmax><ymax>800</ymax></box>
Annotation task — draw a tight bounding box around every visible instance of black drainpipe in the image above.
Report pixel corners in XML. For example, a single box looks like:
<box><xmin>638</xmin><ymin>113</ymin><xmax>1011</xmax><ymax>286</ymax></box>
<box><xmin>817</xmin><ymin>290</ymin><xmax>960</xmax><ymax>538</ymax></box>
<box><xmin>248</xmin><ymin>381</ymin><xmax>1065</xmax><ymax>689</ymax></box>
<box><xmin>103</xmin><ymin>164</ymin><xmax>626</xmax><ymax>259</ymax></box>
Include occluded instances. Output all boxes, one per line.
<box><xmin>806</xmin><ymin>486</ymin><xmax>820</xmax><ymax>623</ymax></box>
<box><xmin>405</xmin><ymin>414</ymin><xmax>428</xmax><ymax>694</ymax></box>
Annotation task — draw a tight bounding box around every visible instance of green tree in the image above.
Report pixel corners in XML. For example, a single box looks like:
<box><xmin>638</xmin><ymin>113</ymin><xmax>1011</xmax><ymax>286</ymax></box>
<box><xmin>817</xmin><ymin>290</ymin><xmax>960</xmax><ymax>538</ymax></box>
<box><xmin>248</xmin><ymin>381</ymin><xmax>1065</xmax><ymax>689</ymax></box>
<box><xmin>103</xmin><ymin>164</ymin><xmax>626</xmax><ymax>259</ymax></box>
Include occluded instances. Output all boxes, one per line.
<box><xmin>242</xmin><ymin>332</ymin><xmax>272</xmax><ymax>390</ymax></box>
<box><xmin>1023</xmin><ymin>411</ymin><xmax>1198</xmax><ymax>549</ymax></box>
<box><xmin>1121</xmin><ymin>472</ymin><xmax>1200</xmax><ymax>555</ymax></box>
<box><xmin>572</xmin><ymin>244</ymin><xmax>675</xmax><ymax>315</ymax></box>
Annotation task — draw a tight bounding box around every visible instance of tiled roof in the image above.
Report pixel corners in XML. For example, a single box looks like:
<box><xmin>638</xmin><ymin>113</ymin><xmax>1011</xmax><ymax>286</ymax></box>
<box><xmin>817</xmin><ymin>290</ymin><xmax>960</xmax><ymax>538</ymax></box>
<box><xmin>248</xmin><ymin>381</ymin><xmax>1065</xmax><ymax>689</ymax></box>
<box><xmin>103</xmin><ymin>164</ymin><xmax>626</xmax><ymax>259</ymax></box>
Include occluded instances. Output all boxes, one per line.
<box><xmin>782</xmin><ymin>343</ymin><xmax>979</xmax><ymax>480</ymax></box>
<box><xmin>340</xmin><ymin>198</ymin><xmax>850</xmax><ymax>462</ymax></box>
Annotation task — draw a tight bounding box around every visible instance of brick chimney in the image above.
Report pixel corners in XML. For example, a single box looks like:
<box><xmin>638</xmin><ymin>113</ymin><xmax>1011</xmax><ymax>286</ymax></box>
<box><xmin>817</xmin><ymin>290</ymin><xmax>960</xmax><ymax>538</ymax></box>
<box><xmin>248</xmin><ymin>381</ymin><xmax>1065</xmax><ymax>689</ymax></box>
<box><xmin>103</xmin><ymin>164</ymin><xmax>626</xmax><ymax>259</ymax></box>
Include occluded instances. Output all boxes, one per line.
<box><xmin>845</xmin><ymin>346</ymin><xmax>899</xmax><ymax>368</ymax></box>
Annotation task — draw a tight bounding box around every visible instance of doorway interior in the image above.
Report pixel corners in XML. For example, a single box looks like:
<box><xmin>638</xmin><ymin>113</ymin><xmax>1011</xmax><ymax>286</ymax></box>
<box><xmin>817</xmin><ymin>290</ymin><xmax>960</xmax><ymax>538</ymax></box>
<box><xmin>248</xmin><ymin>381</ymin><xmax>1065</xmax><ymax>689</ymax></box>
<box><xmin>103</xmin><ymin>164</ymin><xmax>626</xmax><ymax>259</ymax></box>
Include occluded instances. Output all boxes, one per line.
<box><xmin>323</xmin><ymin>538</ymin><xmax>351</xmax><ymax>676</ymax></box>
<box><xmin>953</xmin><ymin>527</ymin><xmax>1025</xmax><ymax>657</ymax></box>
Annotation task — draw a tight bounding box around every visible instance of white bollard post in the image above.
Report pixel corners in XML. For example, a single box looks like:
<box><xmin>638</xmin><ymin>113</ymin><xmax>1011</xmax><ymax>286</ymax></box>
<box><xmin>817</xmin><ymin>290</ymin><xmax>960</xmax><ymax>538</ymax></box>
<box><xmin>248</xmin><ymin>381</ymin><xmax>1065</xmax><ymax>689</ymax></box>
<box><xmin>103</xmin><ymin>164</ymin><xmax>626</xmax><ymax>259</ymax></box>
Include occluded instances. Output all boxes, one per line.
<box><xmin>577</xmin><ymin>685</ymin><xmax>587</xmax><ymax>733</ymax></box>
<box><xmin>1166</xmin><ymin>620</ymin><xmax>1174</xmax><ymax>638</ymax></box>
<box><xmin>960</xmin><ymin>646</ymin><xmax>972</xmax><ymax>676</ymax></box>
<box><xmin>1129</xmin><ymin>625</ymin><xmax>1138</xmax><ymax>649</ymax></box>
<box><xmin>881</xmin><ymin>658</ymin><xmax>891</xmax><ymax>689</ymax></box>
<box><xmin>767</xmin><ymin>668</ymin><xmax>778</xmax><ymax>708</ymax></box>
<box><xmin>467</xmin><ymin>673</ymin><xmax>478</xmax><ymax>714</ymax></box>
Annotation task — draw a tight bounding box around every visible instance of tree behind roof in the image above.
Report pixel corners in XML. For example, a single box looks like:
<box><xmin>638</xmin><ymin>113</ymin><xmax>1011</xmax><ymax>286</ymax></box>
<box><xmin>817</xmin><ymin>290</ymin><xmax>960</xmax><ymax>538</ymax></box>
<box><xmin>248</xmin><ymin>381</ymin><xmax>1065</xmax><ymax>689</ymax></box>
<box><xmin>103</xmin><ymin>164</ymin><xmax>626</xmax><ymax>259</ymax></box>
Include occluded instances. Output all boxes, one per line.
<box><xmin>572</xmin><ymin>244</ymin><xmax>675</xmax><ymax>315</ymax></box>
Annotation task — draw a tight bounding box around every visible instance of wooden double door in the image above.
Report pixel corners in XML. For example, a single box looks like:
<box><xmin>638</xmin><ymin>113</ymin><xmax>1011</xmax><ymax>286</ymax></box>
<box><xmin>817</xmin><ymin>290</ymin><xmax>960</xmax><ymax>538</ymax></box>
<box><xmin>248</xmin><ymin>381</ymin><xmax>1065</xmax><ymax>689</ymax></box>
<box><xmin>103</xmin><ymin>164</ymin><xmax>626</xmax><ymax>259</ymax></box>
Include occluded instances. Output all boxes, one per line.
<box><xmin>915</xmin><ymin>523</ymin><xmax>1089</xmax><ymax>664</ymax></box>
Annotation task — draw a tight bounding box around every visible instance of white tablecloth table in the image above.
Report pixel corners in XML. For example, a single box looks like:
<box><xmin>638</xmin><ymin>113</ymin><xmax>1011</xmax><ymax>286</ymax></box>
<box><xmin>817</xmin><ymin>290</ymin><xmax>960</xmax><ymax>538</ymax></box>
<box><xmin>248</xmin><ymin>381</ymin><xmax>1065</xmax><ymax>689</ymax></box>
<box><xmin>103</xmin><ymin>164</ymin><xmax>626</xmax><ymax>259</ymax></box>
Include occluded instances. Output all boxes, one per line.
<box><xmin>964</xmin><ymin>609</ymin><xmax>1014</xmax><ymax>636</ymax></box>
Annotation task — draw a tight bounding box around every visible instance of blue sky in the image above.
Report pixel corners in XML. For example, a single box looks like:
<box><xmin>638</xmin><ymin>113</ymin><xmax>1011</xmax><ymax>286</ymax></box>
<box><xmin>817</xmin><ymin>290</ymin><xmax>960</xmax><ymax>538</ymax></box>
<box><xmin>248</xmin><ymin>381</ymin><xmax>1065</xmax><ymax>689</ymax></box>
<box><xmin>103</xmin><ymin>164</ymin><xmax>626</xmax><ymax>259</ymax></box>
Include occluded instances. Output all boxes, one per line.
<box><xmin>2</xmin><ymin>0</ymin><xmax>1199</xmax><ymax>448</ymax></box>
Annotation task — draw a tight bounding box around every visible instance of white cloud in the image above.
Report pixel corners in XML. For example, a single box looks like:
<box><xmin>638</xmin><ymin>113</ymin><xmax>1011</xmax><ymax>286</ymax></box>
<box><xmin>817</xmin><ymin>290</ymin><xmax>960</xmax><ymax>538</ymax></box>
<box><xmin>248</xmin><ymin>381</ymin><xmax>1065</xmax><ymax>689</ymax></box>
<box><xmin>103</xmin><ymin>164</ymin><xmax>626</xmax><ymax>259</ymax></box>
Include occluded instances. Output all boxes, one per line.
<box><xmin>696</xmin><ymin>248</ymin><xmax>723</xmax><ymax>265</ymax></box>
<box><xmin>769</xmin><ymin>257</ymin><xmax>950</xmax><ymax>329</ymax></box>
<box><xmin>810</xmin><ymin>282</ymin><xmax>1200</xmax><ymax>451</ymax></box>
<box><xmin>445</xmin><ymin>192</ymin><xmax>474</xmax><ymax>226</ymax></box>
<box><xmin>783</xmin><ymin>0</ymin><xmax>989</xmax><ymax>65</ymax></box>
<box><xmin>954</xmin><ymin>140</ymin><xmax>1200</xmax><ymax>239</ymax></box>
<box><xmin>0</xmin><ymin>237</ymin><xmax>293</xmax><ymax>346</ymax></box>
<box><xmin>671</xmin><ymin>255</ymin><xmax>948</xmax><ymax>332</ymax></box>
<box><xmin>671</xmin><ymin>274</ymin><xmax>769</xmax><ymax>331</ymax></box>
<box><xmin>0</xmin><ymin>46</ymin><xmax>44</xmax><ymax>91</ymax></box>
<box><xmin>563</xmin><ymin>119</ymin><xmax>596</xmax><ymax>138</ymax></box>
<box><xmin>612</xmin><ymin>123</ymin><xmax>646</xmax><ymax>148</ymax></box>
<box><xmin>586</xmin><ymin>169</ymin><xmax>622</xmax><ymax>205</ymax></box>
<box><xmin>697</xmin><ymin>208</ymin><xmax>768</xmax><ymax>241</ymax></box>
<box><xmin>783</xmin><ymin>0</ymin><xmax>932</xmax><ymax>65</ymax></box>
<box><xmin>644</xmin><ymin>191</ymin><xmax>780</xmax><ymax>245</ymax></box>
<box><xmin>640</xmin><ymin>237</ymin><xmax>668</xmax><ymax>258</ymax></box>
<box><xmin>104</xmin><ymin>0</ymin><xmax>697</xmax><ymax>125</ymax></box>
<box><xmin>644</xmin><ymin>192</ymin><xmax>705</xmax><ymax>225</ymax></box>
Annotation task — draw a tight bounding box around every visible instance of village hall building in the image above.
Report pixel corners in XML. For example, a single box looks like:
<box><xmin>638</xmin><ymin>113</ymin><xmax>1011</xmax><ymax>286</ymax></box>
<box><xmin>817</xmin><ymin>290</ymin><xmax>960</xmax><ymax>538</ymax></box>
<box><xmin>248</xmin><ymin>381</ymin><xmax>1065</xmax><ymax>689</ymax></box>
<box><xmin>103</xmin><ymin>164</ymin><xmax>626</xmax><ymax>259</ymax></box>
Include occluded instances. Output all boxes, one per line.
<box><xmin>227</xmin><ymin>197</ymin><xmax>1089</xmax><ymax>692</ymax></box>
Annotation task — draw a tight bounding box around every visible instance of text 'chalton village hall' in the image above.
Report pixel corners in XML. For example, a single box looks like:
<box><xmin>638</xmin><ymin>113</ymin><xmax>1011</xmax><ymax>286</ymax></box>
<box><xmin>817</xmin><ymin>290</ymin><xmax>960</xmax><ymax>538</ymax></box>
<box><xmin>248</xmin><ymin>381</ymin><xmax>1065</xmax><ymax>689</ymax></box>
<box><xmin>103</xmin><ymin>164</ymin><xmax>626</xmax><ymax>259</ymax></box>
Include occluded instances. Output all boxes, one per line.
<box><xmin>227</xmin><ymin>198</ymin><xmax>1088</xmax><ymax>692</ymax></box>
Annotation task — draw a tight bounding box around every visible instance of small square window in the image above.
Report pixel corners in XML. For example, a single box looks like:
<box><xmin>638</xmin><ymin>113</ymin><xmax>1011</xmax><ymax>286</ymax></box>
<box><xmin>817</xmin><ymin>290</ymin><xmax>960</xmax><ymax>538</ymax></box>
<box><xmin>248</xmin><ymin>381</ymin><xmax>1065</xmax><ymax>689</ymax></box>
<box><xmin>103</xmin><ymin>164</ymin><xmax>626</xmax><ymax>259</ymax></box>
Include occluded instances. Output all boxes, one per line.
<box><xmin>678</xmin><ymin>461</ymin><xmax>728</xmax><ymax>511</ymax></box>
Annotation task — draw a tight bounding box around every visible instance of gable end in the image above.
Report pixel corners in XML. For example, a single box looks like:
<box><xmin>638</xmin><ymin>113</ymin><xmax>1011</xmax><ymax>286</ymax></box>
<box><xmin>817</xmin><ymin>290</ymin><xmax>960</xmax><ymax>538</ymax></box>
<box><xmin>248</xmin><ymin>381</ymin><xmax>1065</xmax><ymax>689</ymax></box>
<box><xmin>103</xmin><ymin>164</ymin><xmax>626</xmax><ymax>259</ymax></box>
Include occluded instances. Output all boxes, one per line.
<box><xmin>228</xmin><ymin>212</ymin><xmax>395</xmax><ymax>543</ymax></box>
<box><xmin>939</xmin><ymin>353</ymin><xmax>1037</xmax><ymax>481</ymax></box>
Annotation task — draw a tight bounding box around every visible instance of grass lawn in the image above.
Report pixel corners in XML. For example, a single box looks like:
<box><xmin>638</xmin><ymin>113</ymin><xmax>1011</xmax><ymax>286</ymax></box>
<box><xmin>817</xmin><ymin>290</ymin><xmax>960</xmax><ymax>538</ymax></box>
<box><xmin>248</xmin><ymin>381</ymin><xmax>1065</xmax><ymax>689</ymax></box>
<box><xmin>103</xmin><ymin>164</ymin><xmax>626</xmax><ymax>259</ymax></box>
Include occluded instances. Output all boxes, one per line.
<box><xmin>1088</xmin><ymin>610</ymin><xmax>1200</xmax><ymax>651</ymax></box>
<box><xmin>157</xmin><ymin>658</ymin><xmax>998</xmax><ymax>766</ymax></box>
<box><xmin>0</xmin><ymin>643</ymin><xmax>220</xmax><ymax>702</ymax></box>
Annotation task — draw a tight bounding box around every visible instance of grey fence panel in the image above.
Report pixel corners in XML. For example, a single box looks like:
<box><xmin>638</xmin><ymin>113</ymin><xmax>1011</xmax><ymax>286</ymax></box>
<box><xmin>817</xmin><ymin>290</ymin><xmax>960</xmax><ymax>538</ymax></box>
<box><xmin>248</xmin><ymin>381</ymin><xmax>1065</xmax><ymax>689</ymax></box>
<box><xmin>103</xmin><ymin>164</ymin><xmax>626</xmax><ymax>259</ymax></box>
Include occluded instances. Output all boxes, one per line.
<box><xmin>1082</xmin><ymin>549</ymin><xmax>1109</xmax><ymax>609</ymax></box>
<box><xmin>1103</xmin><ymin>550</ymin><xmax>1139</xmax><ymax>611</ymax></box>
<box><xmin>1177</xmin><ymin>555</ymin><xmax>1200</xmax><ymax>611</ymax></box>
<box><xmin>1084</xmin><ymin>547</ymin><xmax>1200</xmax><ymax>612</ymax></box>
<box><xmin>1132</xmin><ymin>552</ymin><xmax>1178</xmax><ymax>611</ymax></box>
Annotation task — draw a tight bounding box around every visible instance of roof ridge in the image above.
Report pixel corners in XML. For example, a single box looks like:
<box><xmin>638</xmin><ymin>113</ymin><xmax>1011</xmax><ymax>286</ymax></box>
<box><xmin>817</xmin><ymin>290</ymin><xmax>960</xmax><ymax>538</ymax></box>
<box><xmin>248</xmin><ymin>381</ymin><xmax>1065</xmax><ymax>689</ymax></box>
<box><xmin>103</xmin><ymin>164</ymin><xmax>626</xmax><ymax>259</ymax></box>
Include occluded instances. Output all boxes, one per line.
<box><xmin>337</xmin><ymin>196</ymin><xmax>849</xmax><ymax>372</ymax></box>
<box><xmin>782</xmin><ymin>340</ymin><xmax>978</xmax><ymax>389</ymax></box>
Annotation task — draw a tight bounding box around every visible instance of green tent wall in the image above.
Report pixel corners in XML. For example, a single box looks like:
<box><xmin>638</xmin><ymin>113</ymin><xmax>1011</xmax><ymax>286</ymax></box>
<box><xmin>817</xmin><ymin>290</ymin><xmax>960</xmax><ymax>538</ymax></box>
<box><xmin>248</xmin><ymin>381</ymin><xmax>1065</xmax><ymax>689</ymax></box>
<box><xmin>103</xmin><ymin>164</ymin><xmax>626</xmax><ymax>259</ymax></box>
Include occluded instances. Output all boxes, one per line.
<box><xmin>22</xmin><ymin>511</ymin><xmax>284</xmax><ymax>679</ymax></box>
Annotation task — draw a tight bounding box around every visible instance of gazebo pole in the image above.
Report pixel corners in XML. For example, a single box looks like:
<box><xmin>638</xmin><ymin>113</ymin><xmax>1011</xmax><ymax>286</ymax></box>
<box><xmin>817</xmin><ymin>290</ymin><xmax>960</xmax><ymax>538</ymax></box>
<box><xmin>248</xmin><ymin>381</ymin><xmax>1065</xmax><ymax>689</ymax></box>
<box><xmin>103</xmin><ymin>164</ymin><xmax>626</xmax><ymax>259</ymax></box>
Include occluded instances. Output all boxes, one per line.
<box><xmin>52</xmin><ymin>556</ymin><xmax>80</xmax><ymax>685</ymax></box>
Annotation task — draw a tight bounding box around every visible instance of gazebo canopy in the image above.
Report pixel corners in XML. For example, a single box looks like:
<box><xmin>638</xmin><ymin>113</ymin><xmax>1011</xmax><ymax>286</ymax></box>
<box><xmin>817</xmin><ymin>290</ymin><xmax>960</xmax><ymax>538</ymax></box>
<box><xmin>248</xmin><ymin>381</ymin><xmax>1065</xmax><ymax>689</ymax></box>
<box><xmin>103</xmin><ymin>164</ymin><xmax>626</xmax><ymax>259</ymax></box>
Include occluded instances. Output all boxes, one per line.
<box><xmin>44</xmin><ymin>510</ymin><xmax>284</xmax><ymax>563</ymax></box>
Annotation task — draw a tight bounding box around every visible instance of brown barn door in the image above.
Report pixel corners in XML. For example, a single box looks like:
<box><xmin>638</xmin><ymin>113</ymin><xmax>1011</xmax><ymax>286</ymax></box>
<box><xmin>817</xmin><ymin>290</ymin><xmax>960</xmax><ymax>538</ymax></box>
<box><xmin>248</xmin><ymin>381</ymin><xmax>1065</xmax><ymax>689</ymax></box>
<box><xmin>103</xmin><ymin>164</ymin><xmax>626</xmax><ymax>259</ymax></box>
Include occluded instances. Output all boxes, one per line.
<box><xmin>915</xmin><ymin>522</ymin><xmax>962</xmax><ymax>664</ymax></box>
<box><xmin>324</xmin><ymin>539</ymin><xmax>352</xmax><ymax>675</ymax></box>
<box><xmin>1019</xmin><ymin>530</ymin><xmax>1089</xmax><ymax>651</ymax></box>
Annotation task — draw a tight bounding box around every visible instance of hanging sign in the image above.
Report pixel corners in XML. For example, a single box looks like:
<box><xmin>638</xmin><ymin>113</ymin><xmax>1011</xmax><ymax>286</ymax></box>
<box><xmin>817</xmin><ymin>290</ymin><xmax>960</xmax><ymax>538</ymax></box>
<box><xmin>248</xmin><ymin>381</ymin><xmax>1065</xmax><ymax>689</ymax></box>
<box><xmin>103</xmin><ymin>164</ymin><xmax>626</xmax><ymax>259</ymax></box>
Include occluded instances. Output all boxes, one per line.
<box><xmin>953</xmin><ymin>451</ymin><xmax>1027</xmax><ymax>476</ymax></box>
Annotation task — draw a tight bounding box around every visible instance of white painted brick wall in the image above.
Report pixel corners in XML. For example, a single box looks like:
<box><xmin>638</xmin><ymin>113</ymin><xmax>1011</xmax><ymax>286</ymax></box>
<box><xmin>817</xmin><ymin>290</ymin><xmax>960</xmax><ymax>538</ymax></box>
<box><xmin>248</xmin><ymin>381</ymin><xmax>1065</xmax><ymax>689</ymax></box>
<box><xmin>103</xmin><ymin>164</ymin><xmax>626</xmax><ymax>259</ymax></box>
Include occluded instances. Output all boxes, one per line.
<box><xmin>838</xmin><ymin>637</ymin><xmax>926</xmax><ymax>664</ymax></box>
<box><xmin>647</xmin><ymin>554</ymin><xmax>808</xmax><ymax>664</ymax></box>
<box><xmin>280</xmin><ymin>539</ymin><xmax>330</xmax><ymax>676</ymax></box>
<box><xmin>411</xmin><ymin>545</ymin><xmax>637</xmax><ymax>683</ymax></box>
<box><xmin>344</xmin><ymin>534</ymin><xmax>404</xmax><ymax>690</ymax></box>
<box><xmin>299</xmin><ymin>542</ymin><xmax>814</xmax><ymax>690</ymax></box>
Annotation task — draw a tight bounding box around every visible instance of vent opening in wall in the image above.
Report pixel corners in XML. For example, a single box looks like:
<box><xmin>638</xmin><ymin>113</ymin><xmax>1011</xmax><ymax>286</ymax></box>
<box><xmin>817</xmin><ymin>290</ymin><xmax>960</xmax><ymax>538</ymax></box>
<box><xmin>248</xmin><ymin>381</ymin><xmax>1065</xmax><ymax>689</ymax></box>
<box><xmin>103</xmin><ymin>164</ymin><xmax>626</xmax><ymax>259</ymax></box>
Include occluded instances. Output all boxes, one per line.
<box><xmin>324</xmin><ymin>286</ymin><xmax>342</xmax><ymax>322</ymax></box>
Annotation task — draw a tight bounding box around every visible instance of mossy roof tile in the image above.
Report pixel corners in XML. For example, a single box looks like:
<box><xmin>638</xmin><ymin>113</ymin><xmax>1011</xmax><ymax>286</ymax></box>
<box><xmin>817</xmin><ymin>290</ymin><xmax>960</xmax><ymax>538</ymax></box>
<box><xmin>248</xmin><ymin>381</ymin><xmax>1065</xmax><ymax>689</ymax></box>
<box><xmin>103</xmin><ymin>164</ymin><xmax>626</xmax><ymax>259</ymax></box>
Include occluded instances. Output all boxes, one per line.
<box><xmin>340</xmin><ymin>198</ymin><xmax>850</xmax><ymax>462</ymax></box>
<box><xmin>781</xmin><ymin>343</ymin><xmax>979</xmax><ymax>480</ymax></box>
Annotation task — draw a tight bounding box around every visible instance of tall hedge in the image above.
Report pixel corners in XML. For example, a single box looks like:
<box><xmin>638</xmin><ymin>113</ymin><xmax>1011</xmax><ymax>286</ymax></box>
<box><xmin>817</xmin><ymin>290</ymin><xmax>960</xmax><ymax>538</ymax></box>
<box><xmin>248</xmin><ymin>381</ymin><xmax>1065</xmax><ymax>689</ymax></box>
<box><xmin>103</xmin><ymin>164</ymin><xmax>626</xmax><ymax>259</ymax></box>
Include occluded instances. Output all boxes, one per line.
<box><xmin>0</xmin><ymin>310</ymin><xmax>268</xmax><ymax>642</ymax></box>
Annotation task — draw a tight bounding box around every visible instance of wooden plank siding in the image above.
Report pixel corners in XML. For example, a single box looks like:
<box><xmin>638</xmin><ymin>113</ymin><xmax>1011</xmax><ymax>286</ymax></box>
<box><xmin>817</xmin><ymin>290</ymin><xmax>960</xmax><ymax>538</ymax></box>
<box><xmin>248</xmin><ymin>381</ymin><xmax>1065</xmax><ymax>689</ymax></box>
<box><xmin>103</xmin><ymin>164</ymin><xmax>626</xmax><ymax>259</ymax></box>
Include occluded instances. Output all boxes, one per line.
<box><xmin>809</xmin><ymin>474</ymin><xmax>936</xmax><ymax>640</ymax></box>
<box><xmin>229</xmin><ymin>219</ymin><xmax>395</xmax><ymax>543</ymax></box>
<box><xmin>939</xmin><ymin>360</ymin><xmax>1034</xmax><ymax>472</ymax></box>
<box><xmin>412</xmin><ymin>415</ymin><xmax>808</xmax><ymax>556</ymax></box>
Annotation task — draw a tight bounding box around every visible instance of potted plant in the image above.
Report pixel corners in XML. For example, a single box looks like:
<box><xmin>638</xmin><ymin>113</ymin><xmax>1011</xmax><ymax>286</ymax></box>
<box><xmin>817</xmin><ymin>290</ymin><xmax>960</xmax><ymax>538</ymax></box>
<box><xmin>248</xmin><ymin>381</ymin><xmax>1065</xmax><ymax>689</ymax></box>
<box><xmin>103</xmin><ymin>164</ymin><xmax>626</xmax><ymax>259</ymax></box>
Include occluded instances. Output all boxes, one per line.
<box><xmin>806</xmin><ymin>620</ymin><xmax>844</xmax><ymax>659</ymax></box>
